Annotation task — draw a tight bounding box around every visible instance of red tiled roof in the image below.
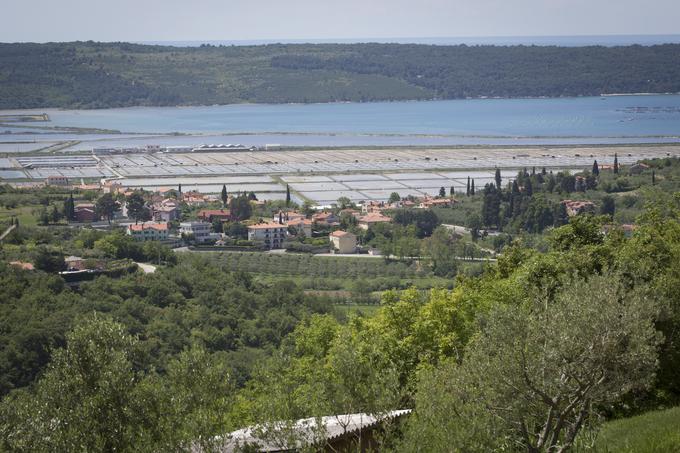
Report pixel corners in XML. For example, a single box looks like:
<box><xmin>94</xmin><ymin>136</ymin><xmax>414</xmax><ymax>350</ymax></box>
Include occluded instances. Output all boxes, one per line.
<box><xmin>330</xmin><ymin>230</ymin><xmax>353</xmax><ymax>238</ymax></box>
<box><xmin>359</xmin><ymin>213</ymin><xmax>391</xmax><ymax>223</ymax></box>
<box><xmin>129</xmin><ymin>222</ymin><xmax>168</xmax><ymax>232</ymax></box>
<box><xmin>198</xmin><ymin>209</ymin><xmax>231</xmax><ymax>217</ymax></box>
<box><xmin>248</xmin><ymin>222</ymin><xmax>287</xmax><ymax>230</ymax></box>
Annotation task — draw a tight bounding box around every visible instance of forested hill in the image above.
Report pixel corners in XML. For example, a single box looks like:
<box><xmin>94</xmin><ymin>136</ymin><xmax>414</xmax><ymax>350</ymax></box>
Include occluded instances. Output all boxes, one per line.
<box><xmin>1</xmin><ymin>41</ymin><xmax>680</xmax><ymax>109</ymax></box>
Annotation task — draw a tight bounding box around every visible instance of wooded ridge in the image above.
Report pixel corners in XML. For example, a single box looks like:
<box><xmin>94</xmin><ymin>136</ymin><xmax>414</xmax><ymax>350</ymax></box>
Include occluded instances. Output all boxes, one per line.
<box><xmin>1</xmin><ymin>41</ymin><xmax>679</xmax><ymax>109</ymax></box>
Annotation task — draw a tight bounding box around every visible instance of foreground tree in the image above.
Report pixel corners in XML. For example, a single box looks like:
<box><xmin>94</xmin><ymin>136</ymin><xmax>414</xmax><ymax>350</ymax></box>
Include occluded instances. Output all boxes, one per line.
<box><xmin>229</xmin><ymin>194</ymin><xmax>252</xmax><ymax>221</ymax></box>
<box><xmin>0</xmin><ymin>316</ymin><xmax>234</xmax><ymax>453</ymax></box>
<box><xmin>96</xmin><ymin>193</ymin><xmax>119</xmax><ymax>224</ymax></box>
<box><xmin>401</xmin><ymin>275</ymin><xmax>661</xmax><ymax>452</ymax></box>
<box><xmin>0</xmin><ymin>316</ymin><xmax>144</xmax><ymax>452</ymax></box>
<box><xmin>126</xmin><ymin>192</ymin><xmax>149</xmax><ymax>224</ymax></box>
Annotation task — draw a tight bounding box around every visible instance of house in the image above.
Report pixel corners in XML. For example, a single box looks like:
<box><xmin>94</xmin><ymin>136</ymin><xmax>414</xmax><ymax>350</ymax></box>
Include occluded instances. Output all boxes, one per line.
<box><xmin>74</xmin><ymin>203</ymin><xmax>98</xmax><ymax>223</ymax></box>
<box><xmin>64</xmin><ymin>256</ymin><xmax>86</xmax><ymax>271</ymax></box>
<box><xmin>180</xmin><ymin>221</ymin><xmax>217</xmax><ymax>244</ymax></box>
<box><xmin>152</xmin><ymin>199</ymin><xmax>180</xmax><ymax>222</ymax></box>
<box><xmin>419</xmin><ymin>197</ymin><xmax>456</xmax><ymax>209</ymax></box>
<box><xmin>127</xmin><ymin>222</ymin><xmax>169</xmax><ymax>241</ymax></box>
<box><xmin>330</xmin><ymin>230</ymin><xmax>357</xmax><ymax>254</ymax></box>
<box><xmin>182</xmin><ymin>191</ymin><xmax>207</xmax><ymax>206</ymax></box>
<box><xmin>286</xmin><ymin>218</ymin><xmax>313</xmax><ymax>238</ymax></box>
<box><xmin>357</xmin><ymin>212</ymin><xmax>392</xmax><ymax>230</ymax></box>
<box><xmin>312</xmin><ymin>211</ymin><xmax>340</xmax><ymax>226</ymax></box>
<box><xmin>247</xmin><ymin>222</ymin><xmax>287</xmax><ymax>249</ymax></box>
<box><xmin>102</xmin><ymin>181</ymin><xmax>123</xmax><ymax>194</ymax></box>
<box><xmin>339</xmin><ymin>208</ymin><xmax>361</xmax><ymax>219</ymax></box>
<box><xmin>361</xmin><ymin>201</ymin><xmax>387</xmax><ymax>213</ymax></box>
<box><xmin>198</xmin><ymin>209</ymin><xmax>232</xmax><ymax>222</ymax></box>
<box><xmin>274</xmin><ymin>210</ymin><xmax>306</xmax><ymax>224</ymax></box>
<box><xmin>629</xmin><ymin>163</ymin><xmax>650</xmax><ymax>175</ymax></box>
<box><xmin>45</xmin><ymin>176</ymin><xmax>69</xmax><ymax>186</ymax></box>
<box><xmin>561</xmin><ymin>200</ymin><xmax>596</xmax><ymax>216</ymax></box>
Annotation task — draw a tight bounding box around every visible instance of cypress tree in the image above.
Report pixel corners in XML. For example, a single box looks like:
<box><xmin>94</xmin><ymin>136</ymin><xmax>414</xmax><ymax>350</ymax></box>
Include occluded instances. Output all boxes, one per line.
<box><xmin>63</xmin><ymin>193</ymin><xmax>75</xmax><ymax>221</ymax></box>
<box><xmin>286</xmin><ymin>184</ymin><xmax>291</xmax><ymax>206</ymax></box>
<box><xmin>178</xmin><ymin>183</ymin><xmax>182</xmax><ymax>194</ymax></box>
<box><xmin>450</xmin><ymin>186</ymin><xmax>455</xmax><ymax>197</ymax></box>
<box><xmin>525</xmin><ymin>178</ymin><xmax>533</xmax><ymax>196</ymax></box>
<box><xmin>614</xmin><ymin>153</ymin><xmax>619</xmax><ymax>174</ymax></box>
<box><xmin>592</xmin><ymin>160</ymin><xmax>600</xmax><ymax>176</ymax></box>
<box><xmin>221</xmin><ymin>185</ymin><xmax>228</xmax><ymax>207</ymax></box>
<box><xmin>494</xmin><ymin>168</ymin><xmax>502</xmax><ymax>189</ymax></box>
<box><xmin>466</xmin><ymin>177</ymin><xmax>470</xmax><ymax>196</ymax></box>
<box><xmin>439</xmin><ymin>187</ymin><xmax>446</xmax><ymax>198</ymax></box>
<box><xmin>652</xmin><ymin>170</ymin><xmax>656</xmax><ymax>185</ymax></box>
<box><xmin>471</xmin><ymin>179</ymin><xmax>475</xmax><ymax>195</ymax></box>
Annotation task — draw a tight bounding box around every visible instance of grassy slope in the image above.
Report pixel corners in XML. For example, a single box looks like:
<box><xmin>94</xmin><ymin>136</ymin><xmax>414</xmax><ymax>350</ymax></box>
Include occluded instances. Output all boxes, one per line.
<box><xmin>590</xmin><ymin>407</ymin><xmax>680</xmax><ymax>452</ymax></box>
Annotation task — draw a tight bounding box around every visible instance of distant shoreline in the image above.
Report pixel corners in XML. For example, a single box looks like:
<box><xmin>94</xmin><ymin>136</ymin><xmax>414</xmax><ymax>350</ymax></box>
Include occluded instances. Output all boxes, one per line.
<box><xmin>2</xmin><ymin>92</ymin><xmax>680</xmax><ymax>115</ymax></box>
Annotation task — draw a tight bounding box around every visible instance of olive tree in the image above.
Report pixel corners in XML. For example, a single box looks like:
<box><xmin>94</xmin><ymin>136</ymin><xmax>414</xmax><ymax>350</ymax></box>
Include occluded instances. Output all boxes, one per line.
<box><xmin>401</xmin><ymin>275</ymin><xmax>661</xmax><ymax>452</ymax></box>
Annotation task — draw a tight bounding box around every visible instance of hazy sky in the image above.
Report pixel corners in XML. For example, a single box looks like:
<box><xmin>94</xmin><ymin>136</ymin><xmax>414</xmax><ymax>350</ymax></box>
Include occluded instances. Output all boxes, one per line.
<box><xmin>2</xmin><ymin>0</ymin><xmax>679</xmax><ymax>43</ymax></box>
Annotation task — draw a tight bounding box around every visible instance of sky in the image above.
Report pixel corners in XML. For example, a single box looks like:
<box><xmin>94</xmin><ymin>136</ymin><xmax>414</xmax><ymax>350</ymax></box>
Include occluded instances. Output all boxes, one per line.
<box><xmin>1</xmin><ymin>0</ymin><xmax>679</xmax><ymax>43</ymax></box>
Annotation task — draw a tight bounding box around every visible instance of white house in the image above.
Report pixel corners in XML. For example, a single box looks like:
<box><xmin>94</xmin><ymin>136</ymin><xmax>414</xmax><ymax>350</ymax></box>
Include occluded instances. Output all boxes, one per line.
<box><xmin>180</xmin><ymin>221</ymin><xmax>216</xmax><ymax>243</ymax></box>
<box><xmin>127</xmin><ymin>222</ymin><xmax>169</xmax><ymax>241</ymax></box>
<box><xmin>247</xmin><ymin>222</ymin><xmax>287</xmax><ymax>249</ymax></box>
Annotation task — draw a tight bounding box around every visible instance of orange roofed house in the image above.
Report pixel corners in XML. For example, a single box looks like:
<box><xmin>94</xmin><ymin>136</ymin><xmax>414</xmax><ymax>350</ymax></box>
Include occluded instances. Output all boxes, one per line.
<box><xmin>419</xmin><ymin>196</ymin><xmax>457</xmax><ymax>209</ymax></box>
<box><xmin>357</xmin><ymin>212</ymin><xmax>392</xmax><ymax>230</ymax></box>
<box><xmin>329</xmin><ymin>230</ymin><xmax>357</xmax><ymax>254</ymax></box>
<box><xmin>561</xmin><ymin>200</ymin><xmax>596</xmax><ymax>217</ymax></box>
<box><xmin>127</xmin><ymin>222</ymin><xmax>169</xmax><ymax>241</ymax></box>
<box><xmin>312</xmin><ymin>212</ymin><xmax>340</xmax><ymax>226</ymax></box>
<box><xmin>247</xmin><ymin>222</ymin><xmax>287</xmax><ymax>249</ymax></box>
<box><xmin>74</xmin><ymin>203</ymin><xmax>98</xmax><ymax>223</ymax></box>
<box><xmin>197</xmin><ymin>209</ymin><xmax>232</xmax><ymax>222</ymax></box>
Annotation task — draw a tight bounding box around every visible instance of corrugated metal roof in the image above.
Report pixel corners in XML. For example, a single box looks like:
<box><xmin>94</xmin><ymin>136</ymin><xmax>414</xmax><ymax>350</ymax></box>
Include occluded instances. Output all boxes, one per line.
<box><xmin>199</xmin><ymin>409</ymin><xmax>411</xmax><ymax>452</ymax></box>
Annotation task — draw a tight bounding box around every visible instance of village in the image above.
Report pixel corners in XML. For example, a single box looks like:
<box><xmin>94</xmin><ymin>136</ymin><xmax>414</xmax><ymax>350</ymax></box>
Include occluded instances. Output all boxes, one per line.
<box><xmin>39</xmin><ymin>175</ymin><xmax>465</xmax><ymax>256</ymax></box>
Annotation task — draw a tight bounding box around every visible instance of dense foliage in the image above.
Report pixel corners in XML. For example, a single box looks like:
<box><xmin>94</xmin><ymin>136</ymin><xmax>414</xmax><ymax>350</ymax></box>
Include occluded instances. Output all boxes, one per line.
<box><xmin>0</xmin><ymin>255</ymin><xmax>331</xmax><ymax>396</ymax></box>
<box><xmin>1</xmin><ymin>42</ymin><xmax>680</xmax><ymax>109</ymax></box>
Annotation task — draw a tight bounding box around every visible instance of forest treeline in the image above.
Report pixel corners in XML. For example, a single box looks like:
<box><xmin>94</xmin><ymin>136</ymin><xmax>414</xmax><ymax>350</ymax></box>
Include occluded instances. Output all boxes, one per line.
<box><xmin>1</xmin><ymin>42</ymin><xmax>680</xmax><ymax>108</ymax></box>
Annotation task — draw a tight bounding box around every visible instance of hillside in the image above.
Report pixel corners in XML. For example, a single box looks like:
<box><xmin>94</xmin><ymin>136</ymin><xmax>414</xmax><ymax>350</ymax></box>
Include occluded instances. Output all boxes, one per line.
<box><xmin>1</xmin><ymin>42</ymin><xmax>680</xmax><ymax>109</ymax></box>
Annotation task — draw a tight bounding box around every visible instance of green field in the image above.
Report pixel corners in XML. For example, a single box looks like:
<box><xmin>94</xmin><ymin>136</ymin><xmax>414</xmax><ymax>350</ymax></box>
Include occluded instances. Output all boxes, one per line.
<box><xmin>194</xmin><ymin>251</ymin><xmax>463</xmax><ymax>291</ymax></box>
<box><xmin>585</xmin><ymin>407</ymin><xmax>680</xmax><ymax>453</ymax></box>
<box><xmin>0</xmin><ymin>206</ymin><xmax>38</xmax><ymax>227</ymax></box>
